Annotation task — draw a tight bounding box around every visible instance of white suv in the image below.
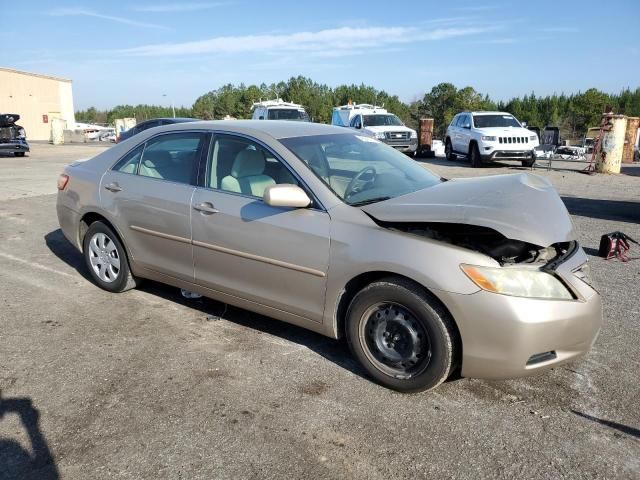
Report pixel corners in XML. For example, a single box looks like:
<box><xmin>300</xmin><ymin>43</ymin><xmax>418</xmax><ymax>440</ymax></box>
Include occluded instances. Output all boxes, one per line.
<box><xmin>445</xmin><ymin>111</ymin><xmax>538</xmax><ymax>167</ymax></box>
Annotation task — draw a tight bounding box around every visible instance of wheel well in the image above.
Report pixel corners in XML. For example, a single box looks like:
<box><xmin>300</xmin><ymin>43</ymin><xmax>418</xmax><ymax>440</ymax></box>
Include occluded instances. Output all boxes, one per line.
<box><xmin>79</xmin><ymin>213</ymin><xmax>119</xmax><ymax>252</ymax></box>
<box><xmin>336</xmin><ymin>272</ymin><xmax>462</xmax><ymax>350</ymax></box>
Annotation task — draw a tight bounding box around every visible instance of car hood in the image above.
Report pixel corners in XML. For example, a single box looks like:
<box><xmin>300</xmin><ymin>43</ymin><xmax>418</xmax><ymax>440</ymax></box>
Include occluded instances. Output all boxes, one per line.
<box><xmin>364</xmin><ymin>125</ymin><xmax>416</xmax><ymax>134</ymax></box>
<box><xmin>475</xmin><ymin>127</ymin><xmax>532</xmax><ymax>136</ymax></box>
<box><xmin>361</xmin><ymin>173</ymin><xmax>575</xmax><ymax>247</ymax></box>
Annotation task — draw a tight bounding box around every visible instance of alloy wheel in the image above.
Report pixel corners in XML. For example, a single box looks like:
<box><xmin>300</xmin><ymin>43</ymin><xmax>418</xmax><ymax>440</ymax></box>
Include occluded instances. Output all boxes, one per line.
<box><xmin>88</xmin><ymin>232</ymin><xmax>121</xmax><ymax>283</ymax></box>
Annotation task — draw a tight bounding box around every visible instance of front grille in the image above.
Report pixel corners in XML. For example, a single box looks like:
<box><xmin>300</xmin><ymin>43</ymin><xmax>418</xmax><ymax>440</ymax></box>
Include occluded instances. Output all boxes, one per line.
<box><xmin>385</xmin><ymin>131</ymin><xmax>410</xmax><ymax>140</ymax></box>
<box><xmin>498</xmin><ymin>136</ymin><xmax>529</xmax><ymax>144</ymax></box>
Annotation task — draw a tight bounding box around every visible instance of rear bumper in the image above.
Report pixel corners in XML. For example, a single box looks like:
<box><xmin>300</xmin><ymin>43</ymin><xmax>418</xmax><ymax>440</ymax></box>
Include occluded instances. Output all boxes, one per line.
<box><xmin>0</xmin><ymin>141</ymin><xmax>29</xmax><ymax>153</ymax></box>
<box><xmin>56</xmin><ymin>201</ymin><xmax>82</xmax><ymax>251</ymax></box>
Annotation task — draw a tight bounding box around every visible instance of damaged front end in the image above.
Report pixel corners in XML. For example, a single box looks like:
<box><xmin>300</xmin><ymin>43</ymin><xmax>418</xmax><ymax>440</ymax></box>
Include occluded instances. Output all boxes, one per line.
<box><xmin>380</xmin><ymin>221</ymin><xmax>576</xmax><ymax>267</ymax></box>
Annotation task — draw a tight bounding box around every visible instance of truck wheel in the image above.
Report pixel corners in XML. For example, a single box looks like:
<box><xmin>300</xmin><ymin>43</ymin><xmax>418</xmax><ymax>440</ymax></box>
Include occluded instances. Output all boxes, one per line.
<box><xmin>469</xmin><ymin>143</ymin><xmax>482</xmax><ymax>168</ymax></box>
<box><xmin>445</xmin><ymin>140</ymin><xmax>455</xmax><ymax>161</ymax></box>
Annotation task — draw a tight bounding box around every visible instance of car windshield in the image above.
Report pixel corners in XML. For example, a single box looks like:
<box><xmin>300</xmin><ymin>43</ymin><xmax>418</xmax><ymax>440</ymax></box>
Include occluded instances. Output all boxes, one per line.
<box><xmin>363</xmin><ymin>114</ymin><xmax>404</xmax><ymax>127</ymax></box>
<box><xmin>281</xmin><ymin>133</ymin><xmax>441</xmax><ymax>206</ymax></box>
<box><xmin>268</xmin><ymin>109</ymin><xmax>310</xmax><ymax>121</ymax></box>
<box><xmin>473</xmin><ymin>114</ymin><xmax>521</xmax><ymax>128</ymax></box>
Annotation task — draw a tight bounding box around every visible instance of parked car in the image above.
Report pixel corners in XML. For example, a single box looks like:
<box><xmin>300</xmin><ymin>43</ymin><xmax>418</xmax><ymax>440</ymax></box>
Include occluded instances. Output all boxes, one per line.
<box><xmin>251</xmin><ymin>99</ymin><xmax>310</xmax><ymax>122</ymax></box>
<box><xmin>332</xmin><ymin>103</ymin><xmax>418</xmax><ymax>155</ymax></box>
<box><xmin>117</xmin><ymin>117</ymin><xmax>197</xmax><ymax>143</ymax></box>
<box><xmin>445</xmin><ymin>111</ymin><xmax>539</xmax><ymax>167</ymax></box>
<box><xmin>0</xmin><ymin>114</ymin><xmax>29</xmax><ymax>157</ymax></box>
<box><xmin>56</xmin><ymin>121</ymin><xmax>601</xmax><ymax>392</ymax></box>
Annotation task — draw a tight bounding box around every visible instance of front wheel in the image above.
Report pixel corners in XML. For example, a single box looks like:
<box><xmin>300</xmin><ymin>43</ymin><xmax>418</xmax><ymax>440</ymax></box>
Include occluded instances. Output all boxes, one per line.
<box><xmin>469</xmin><ymin>143</ymin><xmax>482</xmax><ymax>168</ymax></box>
<box><xmin>521</xmin><ymin>155</ymin><xmax>535</xmax><ymax>167</ymax></box>
<box><xmin>346</xmin><ymin>278</ymin><xmax>459</xmax><ymax>393</ymax></box>
<box><xmin>445</xmin><ymin>139</ymin><xmax>456</xmax><ymax>161</ymax></box>
<box><xmin>83</xmin><ymin>221</ymin><xmax>138</xmax><ymax>292</ymax></box>
<box><xmin>14</xmin><ymin>152</ymin><xmax>25</xmax><ymax>157</ymax></box>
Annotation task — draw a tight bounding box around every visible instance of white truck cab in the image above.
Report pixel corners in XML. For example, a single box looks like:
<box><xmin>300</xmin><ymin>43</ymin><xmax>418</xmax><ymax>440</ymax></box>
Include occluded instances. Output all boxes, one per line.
<box><xmin>251</xmin><ymin>99</ymin><xmax>310</xmax><ymax>122</ymax></box>
<box><xmin>331</xmin><ymin>104</ymin><xmax>418</xmax><ymax>155</ymax></box>
<box><xmin>445</xmin><ymin>111</ymin><xmax>539</xmax><ymax>168</ymax></box>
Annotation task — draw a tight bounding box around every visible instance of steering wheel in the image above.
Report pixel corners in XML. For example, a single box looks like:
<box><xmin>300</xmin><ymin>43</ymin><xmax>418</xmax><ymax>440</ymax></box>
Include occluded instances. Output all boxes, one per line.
<box><xmin>344</xmin><ymin>166</ymin><xmax>377</xmax><ymax>200</ymax></box>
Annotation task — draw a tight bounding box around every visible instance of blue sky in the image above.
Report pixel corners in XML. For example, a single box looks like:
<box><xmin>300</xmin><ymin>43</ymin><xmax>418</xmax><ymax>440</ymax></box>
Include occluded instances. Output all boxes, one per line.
<box><xmin>3</xmin><ymin>0</ymin><xmax>639</xmax><ymax>110</ymax></box>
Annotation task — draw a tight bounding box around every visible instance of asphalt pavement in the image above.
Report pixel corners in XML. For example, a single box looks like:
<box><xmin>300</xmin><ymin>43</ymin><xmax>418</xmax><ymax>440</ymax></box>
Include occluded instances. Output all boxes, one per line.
<box><xmin>0</xmin><ymin>144</ymin><xmax>638</xmax><ymax>479</ymax></box>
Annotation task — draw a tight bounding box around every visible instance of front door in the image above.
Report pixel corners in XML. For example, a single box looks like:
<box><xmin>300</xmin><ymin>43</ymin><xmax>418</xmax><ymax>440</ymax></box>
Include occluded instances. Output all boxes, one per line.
<box><xmin>100</xmin><ymin>131</ymin><xmax>207</xmax><ymax>280</ymax></box>
<box><xmin>191</xmin><ymin>133</ymin><xmax>330</xmax><ymax>322</ymax></box>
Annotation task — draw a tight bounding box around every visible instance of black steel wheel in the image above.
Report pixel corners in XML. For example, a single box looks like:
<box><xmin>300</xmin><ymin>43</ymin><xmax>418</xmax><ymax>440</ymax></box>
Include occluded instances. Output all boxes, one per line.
<box><xmin>346</xmin><ymin>277</ymin><xmax>459</xmax><ymax>393</ymax></box>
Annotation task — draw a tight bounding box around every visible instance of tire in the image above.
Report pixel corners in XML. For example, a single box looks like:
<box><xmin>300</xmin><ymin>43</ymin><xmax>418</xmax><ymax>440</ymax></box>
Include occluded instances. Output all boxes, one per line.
<box><xmin>445</xmin><ymin>139</ymin><xmax>456</xmax><ymax>161</ymax></box>
<box><xmin>83</xmin><ymin>221</ymin><xmax>138</xmax><ymax>293</ymax></box>
<box><xmin>469</xmin><ymin>143</ymin><xmax>482</xmax><ymax>168</ymax></box>
<box><xmin>14</xmin><ymin>152</ymin><xmax>25</xmax><ymax>157</ymax></box>
<box><xmin>521</xmin><ymin>156</ymin><xmax>535</xmax><ymax>168</ymax></box>
<box><xmin>345</xmin><ymin>278</ymin><xmax>459</xmax><ymax>393</ymax></box>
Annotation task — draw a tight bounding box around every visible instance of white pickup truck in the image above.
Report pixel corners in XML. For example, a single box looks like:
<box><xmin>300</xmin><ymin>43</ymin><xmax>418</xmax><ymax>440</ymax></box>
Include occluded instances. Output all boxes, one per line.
<box><xmin>445</xmin><ymin>111</ymin><xmax>538</xmax><ymax>167</ymax></box>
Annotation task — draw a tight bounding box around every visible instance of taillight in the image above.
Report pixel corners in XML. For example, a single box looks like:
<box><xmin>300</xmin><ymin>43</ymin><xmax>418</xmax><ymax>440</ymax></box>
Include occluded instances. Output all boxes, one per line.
<box><xmin>57</xmin><ymin>173</ymin><xmax>70</xmax><ymax>191</ymax></box>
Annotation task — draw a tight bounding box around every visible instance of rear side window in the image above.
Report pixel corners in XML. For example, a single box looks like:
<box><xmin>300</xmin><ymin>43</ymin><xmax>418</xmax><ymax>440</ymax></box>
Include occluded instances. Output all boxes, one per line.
<box><xmin>113</xmin><ymin>144</ymin><xmax>144</xmax><ymax>174</ymax></box>
<box><xmin>138</xmin><ymin>132</ymin><xmax>204</xmax><ymax>185</ymax></box>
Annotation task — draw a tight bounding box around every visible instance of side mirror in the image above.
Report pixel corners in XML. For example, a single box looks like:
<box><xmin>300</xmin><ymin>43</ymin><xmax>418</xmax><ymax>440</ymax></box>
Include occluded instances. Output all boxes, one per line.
<box><xmin>463</xmin><ymin>124</ymin><xmax>471</xmax><ymax>129</ymax></box>
<box><xmin>263</xmin><ymin>184</ymin><xmax>311</xmax><ymax>208</ymax></box>
<box><xmin>259</xmin><ymin>116</ymin><xmax>264</xmax><ymax>120</ymax></box>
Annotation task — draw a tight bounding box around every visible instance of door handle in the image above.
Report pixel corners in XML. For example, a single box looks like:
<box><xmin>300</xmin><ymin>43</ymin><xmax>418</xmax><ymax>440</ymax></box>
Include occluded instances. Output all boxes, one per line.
<box><xmin>104</xmin><ymin>183</ymin><xmax>122</xmax><ymax>192</ymax></box>
<box><xmin>193</xmin><ymin>202</ymin><xmax>219</xmax><ymax>215</ymax></box>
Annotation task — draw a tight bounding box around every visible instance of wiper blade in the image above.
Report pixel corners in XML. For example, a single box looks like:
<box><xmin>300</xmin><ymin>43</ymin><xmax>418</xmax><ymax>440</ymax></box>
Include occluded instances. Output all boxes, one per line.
<box><xmin>349</xmin><ymin>196</ymin><xmax>391</xmax><ymax>207</ymax></box>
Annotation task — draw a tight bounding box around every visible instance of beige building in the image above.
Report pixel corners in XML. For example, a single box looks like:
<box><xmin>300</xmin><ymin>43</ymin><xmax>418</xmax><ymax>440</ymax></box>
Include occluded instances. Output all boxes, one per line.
<box><xmin>0</xmin><ymin>67</ymin><xmax>76</xmax><ymax>141</ymax></box>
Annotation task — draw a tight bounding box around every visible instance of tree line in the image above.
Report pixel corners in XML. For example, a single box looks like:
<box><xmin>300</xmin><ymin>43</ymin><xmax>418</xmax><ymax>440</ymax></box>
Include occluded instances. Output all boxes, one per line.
<box><xmin>76</xmin><ymin>76</ymin><xmax>640</xmax><ymax>140</ymax></box>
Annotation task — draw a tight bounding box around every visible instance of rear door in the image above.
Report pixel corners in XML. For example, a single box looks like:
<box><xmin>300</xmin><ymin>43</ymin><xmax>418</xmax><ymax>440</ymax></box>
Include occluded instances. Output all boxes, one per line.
<box><xmin>190</xmin><ymin>133</ymin><xmax>330</xmax><ymax>322</ymax></box>
<box><xmin>100</xmin><ymin>131</ymin><xmax>207</xmax><ymax>280</ymax></box>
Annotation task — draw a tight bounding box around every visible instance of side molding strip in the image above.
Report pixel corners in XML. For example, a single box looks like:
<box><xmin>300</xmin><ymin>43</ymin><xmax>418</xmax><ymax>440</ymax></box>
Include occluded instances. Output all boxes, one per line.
<box><xmin>130</xmin><ymin>224</ymin><xmax>326</xmax><ymax>278</ymax></box>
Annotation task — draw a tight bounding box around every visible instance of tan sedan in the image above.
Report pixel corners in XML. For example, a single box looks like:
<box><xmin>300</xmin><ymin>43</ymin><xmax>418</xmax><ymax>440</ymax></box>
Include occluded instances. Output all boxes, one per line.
<box><xmin>56</xmin><ymin>121</ymin><xmax>601</xmax><ymax>392</ymax></box>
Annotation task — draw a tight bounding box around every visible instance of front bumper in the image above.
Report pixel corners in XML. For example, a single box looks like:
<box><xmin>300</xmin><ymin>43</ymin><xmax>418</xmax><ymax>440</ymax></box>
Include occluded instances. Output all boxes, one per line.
<box><xmin>0</xmin><ymin>140</ymin><xmax>29</xmax><ymax>153</ymax></box>
<box><xmin>382</xmin><ymin>138</ymin><xmax>418</xmax><ymax>153</ymax></box>
<box><xmin>481</xmin><ymin>148</ymin><xmax>534</xmax><ymax>162</ymax></box>
<box><xmin>433</xmin><ymin>248</ymin><xmax>602</xmax><ymax>379</ymax></box>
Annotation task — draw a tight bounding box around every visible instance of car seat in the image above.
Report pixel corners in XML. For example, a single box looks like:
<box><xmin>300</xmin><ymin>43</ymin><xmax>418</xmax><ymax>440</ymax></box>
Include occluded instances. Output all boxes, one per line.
<box><xmin>220</xmin><ymin>149</ymin><xmax>275</xmax><ymax>197</ymax></box>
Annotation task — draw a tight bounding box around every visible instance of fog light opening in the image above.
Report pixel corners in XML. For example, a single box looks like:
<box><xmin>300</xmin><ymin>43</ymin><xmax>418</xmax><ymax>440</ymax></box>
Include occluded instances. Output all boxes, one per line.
<box><xmin>526</xmin><ymin>351</ymin><xmax>557</xmax><ymax>366</ymax></box>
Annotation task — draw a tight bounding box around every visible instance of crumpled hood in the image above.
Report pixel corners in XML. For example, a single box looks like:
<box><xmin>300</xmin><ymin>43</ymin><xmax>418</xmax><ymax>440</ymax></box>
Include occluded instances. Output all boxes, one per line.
<box><xmin>361</xmin><ymin>173</ymin><xmax>575</xmax><ymax>247</ymax></box>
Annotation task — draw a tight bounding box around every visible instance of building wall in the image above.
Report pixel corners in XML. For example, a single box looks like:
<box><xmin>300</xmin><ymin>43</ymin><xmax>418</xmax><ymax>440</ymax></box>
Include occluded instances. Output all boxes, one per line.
<box><xmin>0</xmin><ymin>68</ymin><xmax>76</xmax><ymax>141</ymax></box>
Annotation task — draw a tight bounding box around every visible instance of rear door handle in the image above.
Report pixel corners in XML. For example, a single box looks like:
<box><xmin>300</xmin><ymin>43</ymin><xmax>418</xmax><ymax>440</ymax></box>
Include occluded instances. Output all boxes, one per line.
<box><xmin>104</xmin><ymin>183</ymin><xmax>122</xmax><ymax>192</ymax></box>
<box><xmin>193</xmin><ymin>202</ymin><xmax>219</xmax><ymax>215</ymax></box>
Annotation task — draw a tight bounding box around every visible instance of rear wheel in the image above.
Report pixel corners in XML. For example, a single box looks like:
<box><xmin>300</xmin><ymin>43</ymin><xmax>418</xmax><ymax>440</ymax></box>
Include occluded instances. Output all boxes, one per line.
<box><xmin>445</xmin><ymin>139</ymin><xmax>456</xmax><ymax>161</ymax></box>
<box><xmin>14</xmin><ymin>152</ymin><xmax>25</xmax><ymax>157</ymax></box>
<box><xmin>346</xmin><ymin>278</ymin><xmax>459</xmax><ymax>393</ymax></box>
<box><xmin>469</xmin><ymin>143</ymin><xmax>482</xmax><ymax>168</ymax></box>
<box><xmin>83</xmin><ymin>221</ymin><xmax>138</xmax><ymax>293</ymax></box>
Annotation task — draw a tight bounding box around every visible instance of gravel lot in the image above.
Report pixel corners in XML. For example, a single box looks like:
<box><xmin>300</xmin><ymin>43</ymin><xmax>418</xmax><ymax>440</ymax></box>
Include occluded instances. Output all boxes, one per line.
<box><xmin>1</xmin><ymin>143</ymin><xmax>639</xmax><ymax>479</ymax></box>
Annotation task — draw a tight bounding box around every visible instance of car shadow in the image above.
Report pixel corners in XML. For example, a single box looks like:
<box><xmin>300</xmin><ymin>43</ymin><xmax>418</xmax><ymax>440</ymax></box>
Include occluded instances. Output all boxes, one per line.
<box><xmin>561</xmin><ymin>196</ymin><xmax>639</xmax><ymax>224</ymax></box>
<box><xmin>0</xmin><ymin>393</ymin><xmax>60</xmax><ymax>480</ymax></box>
<box><xmin>571</xmin><ymin>410</ymin><xmax>640</xmax><ymax>439</ymax></box>
<box><xmin>43</xmin><ymin>229</ymin><xmax>370</xmax><ymax>382</ymax></box>
<box><xmin>621</xmin><ymin>165</ymin><xmax>640</xmax><ymax>177</ymax></box>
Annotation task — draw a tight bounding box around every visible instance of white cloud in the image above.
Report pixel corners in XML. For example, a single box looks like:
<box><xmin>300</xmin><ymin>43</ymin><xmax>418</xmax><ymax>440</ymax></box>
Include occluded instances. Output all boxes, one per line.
<box><xmin>118</xmin><ymin>25</ymin><xmax>495</xmax><ymax>57</ymax></box>
<box><xmin>48</xmin><ymin>8</ymin><xmax>168</xmax><ymax>29</ymax></box>
<box><xmin>132</xmin><ymin>2</ymin><xmax>226</xmax><ymax>13</ymax></box>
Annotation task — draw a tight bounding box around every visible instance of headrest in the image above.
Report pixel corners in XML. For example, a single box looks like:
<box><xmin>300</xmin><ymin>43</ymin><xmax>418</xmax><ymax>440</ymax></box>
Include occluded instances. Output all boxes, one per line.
<box><xmin>143</xmin><ymin>150</ymin><xmax>172</xmax><ymax>165</ymax></box>
<box><xmin>231</xmin><ymin>149</ymin><xmax>265</xmax><ymax>178</ymax></box>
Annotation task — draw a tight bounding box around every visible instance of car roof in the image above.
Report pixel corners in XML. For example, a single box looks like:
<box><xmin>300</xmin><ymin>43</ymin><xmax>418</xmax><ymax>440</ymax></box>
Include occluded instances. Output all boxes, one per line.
<box><xmin>151</xmin><ymin>120</ymin><xmax>351</xmax><ymax>139</ymax></box>
<box><xmin>467</xmin><ymin>111</ymin><xmax>514</xmax><ymax>116</ymax></box>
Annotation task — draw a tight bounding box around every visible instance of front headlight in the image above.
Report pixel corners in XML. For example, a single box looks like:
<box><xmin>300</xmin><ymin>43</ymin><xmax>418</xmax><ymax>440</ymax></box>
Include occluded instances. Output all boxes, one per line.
<box><xmin>374</xmin><ymin>132</ymin><xmax>386</xmax><ymax>140</ymax></box>
<box><xmin>410</xmin><ymin>130</ymin><xmax>418</xmax><ymax>139</ymax></box>
<box><xmin>530</xmin><ymin>135</ymin><xmax>538</xmax><ymax>141</ymax></box>
<box><xmin>460</xmin><ymin>264</ymin><xmax>573</xmax><ymax>300</ymax></box>
<box><xmin>481</xmin><ymin>136</ymin><xmax>497</xmax><ymax>141</ymax></box>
